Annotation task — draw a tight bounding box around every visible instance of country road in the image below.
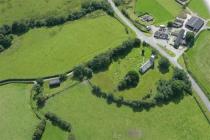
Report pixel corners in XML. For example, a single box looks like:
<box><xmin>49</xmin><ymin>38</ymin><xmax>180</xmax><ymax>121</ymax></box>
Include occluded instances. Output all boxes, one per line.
<box><xmin>107</xmin><ymin>0</ymin><xmax>210</xmax><ymax>112</ymax></box>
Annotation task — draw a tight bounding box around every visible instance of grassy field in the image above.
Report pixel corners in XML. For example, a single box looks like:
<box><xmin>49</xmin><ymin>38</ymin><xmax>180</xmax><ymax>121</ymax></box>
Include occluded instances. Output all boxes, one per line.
<box><xmin>135</xmin><ymin>0</ymin><xmax>182</xmax><ymax>24</ymax></box>
<box><xmin>189</xmin><ymin>0</ymin><xmax>210</xmax><ymax>19</ymax></box>
<box><xmin>0</xmin><ymin>13</ymin><xmax>133</xmax><ymax>80</ymax></box>
<box><xmin>0</xmin><ymin>0</ymin><xmax>100</xmax><ymax>25</ymax></box>
<box><xmin>41</xmin><ymin>82</ymin><xmax>210</xmax><ymax>140</ymax></box>
<box><xmin>185</xmin><ymin>30</ymin><xmax>210</xmax><ymax>98</ymax></box>
<box><xmin>42</xmin><ymin>122</ymin><xmax>68</xmax><ymax>140</ymax></box>
<box><xmin>0</xmin><ymin>84</ymin><xmax>39</xmax><ymax>140</ymax></box>
<box><xmin>91</xmin><ymin>47</ymin><xmax>173</xmax><ymax>100</ymax></box>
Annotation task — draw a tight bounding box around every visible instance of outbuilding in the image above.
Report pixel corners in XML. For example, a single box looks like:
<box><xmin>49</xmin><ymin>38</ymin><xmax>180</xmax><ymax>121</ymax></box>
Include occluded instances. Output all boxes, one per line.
<box><xmin>49</xmin><ymin>78</ymin><xmax>61</xmax><ymax>88</ymax></box>
<box><xmin>174</xmin><ymin>29</ymin><xmax>185</xmax><ymax>48</ymax></box>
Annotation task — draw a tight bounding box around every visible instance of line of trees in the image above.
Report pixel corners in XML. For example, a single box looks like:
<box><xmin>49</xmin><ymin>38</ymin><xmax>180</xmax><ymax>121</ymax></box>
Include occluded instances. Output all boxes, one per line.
<box><xmin>0</xmin><ymin>1</ymin><xmax>114</xmax><ymax>50</ymax></box>
<box><xmin>87</xmin><ymin>38</ymin><xmax>141</xmax><ymax>72</ymax></box>
<box><xmin>45</xmin><ymin>112</ymin><xmax>71</xmax><ymax>132</ymax></box>
<box><xmin>32</xmin><ymin>119</ymin><xmax>46</xmax><ymax>140</ymax></box>
<box><xmin>90</xmin><ymin>67</ymin><xmax>192</xmax><ymax>111</ymax></box>
<box><xmin>72</xmin><ymin>38</ymin><xmax>141</xmax><ymax>81</ymax></box>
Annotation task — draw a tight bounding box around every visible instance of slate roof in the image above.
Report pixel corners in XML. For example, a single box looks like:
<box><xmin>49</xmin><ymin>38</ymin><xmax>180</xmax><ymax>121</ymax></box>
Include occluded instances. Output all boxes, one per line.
<box><xmin>174</xmin><ymin>29</ymin><xmax>185</xmax><ymax>47</ymax></box>
<box><xmin>186</xmin><ymin>17</ymin><xmax>204</xmax><ymax>31</ymax></box>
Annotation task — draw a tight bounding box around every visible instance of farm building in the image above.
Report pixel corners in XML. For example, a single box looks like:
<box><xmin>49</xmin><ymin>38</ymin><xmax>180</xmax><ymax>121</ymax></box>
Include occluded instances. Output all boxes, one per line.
<box><xmin>185</xmin><ymin>16</ymin><xmax>204</xmax><ymax>32</ymax></box>
<box><xmin>174</xmin><ymin>29</ymin><xmax>185</xmax><ymax>48</ymax></box>
<box><xmin>49</xmin><ymin>78</ymin><xmax>61</xmax><ymax>88</ymax></box>
<box><xmin>140</xmin><ymin>55</ymin><xmax>155</xmax><ymax>73</ymax></box>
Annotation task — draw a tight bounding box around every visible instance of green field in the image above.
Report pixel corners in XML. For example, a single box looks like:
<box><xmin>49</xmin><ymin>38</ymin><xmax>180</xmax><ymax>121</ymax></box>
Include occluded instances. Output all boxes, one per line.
<box><xmin>189</xmin><ymin>0</ymin><xmax>210</xmax><ymax>19</ymax></box>
<box><xmin>185</xmin><ymin>30</ymin><xmax>210</xmax><ymax>98</ymax></box>
<box><xmin>91</xmin><ymin>47</ymin><xmax>173</xmax><ymax>100</ymax></box>
<box><xmin>42</xmin><ymin>122</ymin><xmax>68</xmax><ymax>140</ymax></box>
<box><xmin>0</xmin><ymin>14</ymin><xmax>133</xmax><ymax>80</ymax></box>
<box><xmin>135</xmin><ymin>0</ymin><xmax>182</xmax><ymax>24</ymax></box>
<box><xmin>0</xmin><ymin>0</ymin><xmax>100</xmax><ymax>25</ymax></box>
<box><xmin>0</xmin><ymin>84</ymin><xmax>39</xmax><ymax>140</ymax></box>
<box><xmin>41</xmin><ymin>82</ymin><xmax>210</xmax><ymax>140</ymax></box>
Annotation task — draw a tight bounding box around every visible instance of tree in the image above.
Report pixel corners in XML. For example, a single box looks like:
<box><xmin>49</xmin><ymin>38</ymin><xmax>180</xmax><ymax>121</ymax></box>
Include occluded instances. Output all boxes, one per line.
<box><xmin>84</xmin><ymin>67</ymin><xmax>93</xmax><ymax>79</ymax></box>
<box><xmin>141</xmin><ymin>49</ymin><xmax>145</xmax><ymax>56</ymax></box>
<box><xmin>158</xmin><ymin>57</ymin><xmax>170</xmax><ymax>71</ymax></box>
<box><xmin>59</xmin><ymin>73</ymin><xmax>67</xmax><ymax>82</ymax></box>
<box><xmin>73</xmin><ymin>65</ymin><xmax>86</xmax><ymax>81</ymax></box>
<box><xmin>167</xmin><ymin>21</ymin><xmax>173</xmax><ymax>28</ymax></box>
<box><xmin>185</xmin><ymin>31</ymin><xmax>195</xmax><ymax>47</ymax></box>
<box><xmin>171</xmin><ymin>80</ymin><xmax>185</xmax><ymax>95</ymax></box>
<box><xmin>12</xmin><ymin>21</ymin><xmax>29</xmax><ymax>35</ymax></box>
<box><xmin>36</xmin><ymin>78</ymin><xmax>44</xmax><ymax>86</ymax></box>
<box><xmin>0</xmin><ymin>34</ymin><xmax>13</xmax><ymax>48</ymax></box>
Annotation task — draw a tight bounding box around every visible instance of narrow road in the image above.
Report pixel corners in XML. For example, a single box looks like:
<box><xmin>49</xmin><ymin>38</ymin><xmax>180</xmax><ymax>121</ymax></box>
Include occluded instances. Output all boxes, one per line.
<box><xmin>108</xmin><ymin>0</ymin><xmax>210</xmax><ymax>112</ymax></box>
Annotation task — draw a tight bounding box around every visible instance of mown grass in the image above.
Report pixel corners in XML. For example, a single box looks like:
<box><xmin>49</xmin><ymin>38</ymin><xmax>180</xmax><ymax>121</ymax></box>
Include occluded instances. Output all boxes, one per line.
<box><xmin>135</xmin><ymin>0</ymin><xmax>182</xmax><ymax>24</ymax></box>
<box><xmin>0</xmin><ymin>13</ymin><xmax>133</xmax><ymax>80</ymax></box>
<box><xmin>41</xmin><ymin>82</ymin><xmax>210</xmax><ymax>140</ymax></box>
<box><xmin>0</xmin><ymin>0</ymin><xmax>101</xmax><ymax>25</ymax></box>
<box><xmin>0</xmin><ymin>84</ymin><xmax>39</xmax><ymax>140</ymax></box>
<box><xmin>185</xmin><ymin>30</ymin><xmax>210</xmax><ymax>98</ymax></box>
<box><xmin>42</xmin><ymin>122</ymin><xmax>68</xmax><ymax>140</ymax></box>
<box><xmin>188</xmin><ymin>0</ymin><xmax>210</xmax><ymax>19</ymax></box>
<box><xmin>91</xmin><ymin>46</ymin><xmax>173</xmax><ymax>100</ymax></box>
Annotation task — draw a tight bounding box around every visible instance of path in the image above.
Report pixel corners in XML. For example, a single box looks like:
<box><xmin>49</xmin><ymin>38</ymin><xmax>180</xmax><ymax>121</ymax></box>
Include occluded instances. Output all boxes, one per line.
<box><xmin>108</xmin><ymin>0</ymin><xmax>210</xmax><ymax>112</ymax></box>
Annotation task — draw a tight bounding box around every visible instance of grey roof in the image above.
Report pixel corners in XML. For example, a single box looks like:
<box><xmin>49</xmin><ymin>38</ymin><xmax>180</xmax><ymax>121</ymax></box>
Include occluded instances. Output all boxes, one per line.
<box><xmin>186</xmin><ymin>17</ymin><xmax>204</xmax><ymax>31</ymax></box>
<box><xmin>174</xmin><ymin>29</ymin><xmax>185</xmax><ymax>47</ymax></box>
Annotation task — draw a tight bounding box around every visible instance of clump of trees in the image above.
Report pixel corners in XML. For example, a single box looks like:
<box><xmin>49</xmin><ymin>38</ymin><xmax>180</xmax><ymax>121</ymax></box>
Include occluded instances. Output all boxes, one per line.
<box><xmin>185</xmin><ymin>31</ymin><xmax>195</xmax><ymax>47</ymax></box>
<box><xmin>32</xmin><ymin>119</ymin><xmax>46</xmax><ymax>140</ymax></box>
<box><xmin>45</xmin><ymin>112</ymin><xmax>71</xmax><ymax>132</ymax></box>
<box><xmin>158</xmin><ymin>57</ymin><xmax>170</xmax><ymax>71</ymax></box>
<box><xmin>118</xmin><ymin>71</ymin><xmax>140</xmax><ymax>91</ymax></box>
<box><xmin>155</xmin><ymin>67</ymin><xmax>191</xmax><ymax>102</ymax></box>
